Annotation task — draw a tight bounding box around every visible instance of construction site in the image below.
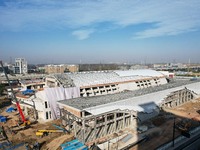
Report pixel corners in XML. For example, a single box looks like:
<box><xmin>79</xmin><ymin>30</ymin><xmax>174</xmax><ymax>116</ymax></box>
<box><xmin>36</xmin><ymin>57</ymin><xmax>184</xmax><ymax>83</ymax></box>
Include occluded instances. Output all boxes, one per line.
<box><xmin>1</xmin><ymin>60</ymin><xmax>200</xmax><ymax>150</ymax></box>
<box><xmin>1</xmin><ymin>93</ymin><xmax>200</xmax><ymax>150</ymax></box>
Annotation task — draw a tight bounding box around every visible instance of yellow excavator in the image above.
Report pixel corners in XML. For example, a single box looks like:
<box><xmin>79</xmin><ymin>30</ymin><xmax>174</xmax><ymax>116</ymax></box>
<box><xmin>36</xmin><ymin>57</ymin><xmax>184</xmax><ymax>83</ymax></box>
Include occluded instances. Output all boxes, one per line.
<box><xmin>36</xmin><ymin>129</ymin><xmax>64</xmax><ymax>137</ymax></box>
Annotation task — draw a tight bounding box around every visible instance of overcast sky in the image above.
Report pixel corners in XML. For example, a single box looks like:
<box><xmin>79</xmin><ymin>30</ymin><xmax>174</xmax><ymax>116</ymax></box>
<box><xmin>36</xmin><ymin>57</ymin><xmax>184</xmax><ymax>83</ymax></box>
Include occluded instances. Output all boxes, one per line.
<box><xmin>0</xmin><ymin>0</ymin><xmax>200</xmax><ymax>64</ymax></box>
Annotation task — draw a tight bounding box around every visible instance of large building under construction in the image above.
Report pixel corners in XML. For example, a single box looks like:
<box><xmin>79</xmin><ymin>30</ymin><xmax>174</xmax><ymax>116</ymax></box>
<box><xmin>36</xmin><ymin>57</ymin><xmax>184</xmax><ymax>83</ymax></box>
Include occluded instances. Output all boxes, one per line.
<box><xmin>57</xmin><ymin>80</ymin><xmax>200</xmax><ymax>146</ymax></box>
<box><xmin>16</xmin><ymin>69</ymin><xmax>169</xmax><ymax>121</ymax></box>
<box><xmin>46</xmin><ymin>69</ymin><xmax>169</xmax><ymax>97</ymax></box>
<box><xmin>9</xmin><ymin>69</ymin><xmax>200</xmax><ymax>147</ymax></box>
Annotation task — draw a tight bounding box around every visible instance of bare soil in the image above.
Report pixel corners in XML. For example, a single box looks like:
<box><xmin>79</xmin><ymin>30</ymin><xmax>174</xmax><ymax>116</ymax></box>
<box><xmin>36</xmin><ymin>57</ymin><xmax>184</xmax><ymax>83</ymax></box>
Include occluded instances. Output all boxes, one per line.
<box><xmin>0</xmin><ymin>97</ymin><xmax>74</xmax><ymax>150</ymax></box>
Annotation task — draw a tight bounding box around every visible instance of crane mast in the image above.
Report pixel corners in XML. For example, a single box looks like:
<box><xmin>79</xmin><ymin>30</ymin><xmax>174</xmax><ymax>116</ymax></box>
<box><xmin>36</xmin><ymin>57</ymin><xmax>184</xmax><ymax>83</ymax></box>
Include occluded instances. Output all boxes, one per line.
<box><xmin>0</xmin><ymin>61</ymin><xmax>28</xmax><ymax>125</ymax></box>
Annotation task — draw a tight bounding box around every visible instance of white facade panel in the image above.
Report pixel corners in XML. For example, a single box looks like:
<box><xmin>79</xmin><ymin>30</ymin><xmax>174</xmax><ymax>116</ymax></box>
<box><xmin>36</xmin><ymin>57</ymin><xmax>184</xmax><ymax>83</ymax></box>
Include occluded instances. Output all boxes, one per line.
<box><xmin>159</xmin><ymin>78</ymin><xmax>168</xmax><ymax>85</ymax></box>
<box><xmin>118</xmin><ymin>82</ymin><xmax>138</xmax><ymax>91</ymax></box>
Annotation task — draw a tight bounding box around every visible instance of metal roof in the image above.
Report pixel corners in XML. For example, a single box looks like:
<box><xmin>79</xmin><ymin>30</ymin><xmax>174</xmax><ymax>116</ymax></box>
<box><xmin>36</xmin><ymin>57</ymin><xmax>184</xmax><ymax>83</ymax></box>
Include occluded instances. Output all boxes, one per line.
<box><xmin>84</xmin><ymin>81</ymin><xmax>200</xmax><ymax>115</ymax></box>
<box><xmin>54</xmin><ymin>69</ymin><xmax>166</xmax><ymax>87</ymax></box>
<box><xmin>114</xmin><ymin>69</ymin><xmax>165</xmax><ymax>77</ymax></box>
<box><xmin>58</xmin><ymin>79</ymin><xmax>200</xmax><ymax>115</ymax></box>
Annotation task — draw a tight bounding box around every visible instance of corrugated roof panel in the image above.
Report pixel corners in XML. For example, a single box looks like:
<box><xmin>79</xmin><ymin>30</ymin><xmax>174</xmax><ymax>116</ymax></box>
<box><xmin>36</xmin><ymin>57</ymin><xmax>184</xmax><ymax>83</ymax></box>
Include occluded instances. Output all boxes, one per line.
<box><xmin>66</xmin><ymin>69</ymin><xmax>166</xmax><ymax>87</ymax></box>
<box><xmin>114</xmin><ymin>69</ymin><xmax>165</xmax><ymax>77</ymax></box>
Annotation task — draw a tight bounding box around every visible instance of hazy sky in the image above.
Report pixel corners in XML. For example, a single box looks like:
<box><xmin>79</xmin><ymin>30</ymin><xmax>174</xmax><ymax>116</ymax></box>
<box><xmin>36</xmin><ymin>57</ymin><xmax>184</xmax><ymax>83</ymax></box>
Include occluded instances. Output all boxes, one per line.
<box><xmin>0</xmin><ymin>0</ymin><xmax>200</xmax><ymax>64</ymax></box>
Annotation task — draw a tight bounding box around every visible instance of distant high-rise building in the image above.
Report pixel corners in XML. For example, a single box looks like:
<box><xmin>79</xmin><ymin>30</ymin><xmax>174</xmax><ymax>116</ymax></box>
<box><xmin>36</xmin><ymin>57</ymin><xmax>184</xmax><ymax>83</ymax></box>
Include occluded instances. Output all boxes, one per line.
<box><xmin>15</xmin><ymin>58</ymin><xmax>28</xmax><ymax>74</ymax></box>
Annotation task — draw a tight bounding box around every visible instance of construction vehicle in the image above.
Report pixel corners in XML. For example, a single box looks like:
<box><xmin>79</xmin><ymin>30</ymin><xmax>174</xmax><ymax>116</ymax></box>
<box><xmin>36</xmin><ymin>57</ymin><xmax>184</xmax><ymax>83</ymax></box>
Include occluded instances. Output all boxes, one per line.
<box><xmin>36</xmin><ymin>129</ymin><xmax>64</xmax><ymax>137</ymax></box>
<box><xmin>0</xmin><ymin>61</ymin><xmax>30</xmax><ymax>127</ymax></box>
<box><xmin>175</xmin><ymin>119</ymin><xmax>191</xmax><ymax>132</ymax></box>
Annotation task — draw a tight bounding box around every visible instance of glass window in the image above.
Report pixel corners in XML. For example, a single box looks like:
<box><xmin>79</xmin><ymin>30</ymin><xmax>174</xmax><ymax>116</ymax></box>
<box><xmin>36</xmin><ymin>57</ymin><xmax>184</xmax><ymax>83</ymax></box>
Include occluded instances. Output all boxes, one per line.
<box><xmin>46</xmin><ymin>112</ymin><xmax>49</xmax><ymax>119</ymax></box>
<box><xmin>45</xmin><ymin>101</ymin><xmax>48</xmax><ymax>108</ymax></box>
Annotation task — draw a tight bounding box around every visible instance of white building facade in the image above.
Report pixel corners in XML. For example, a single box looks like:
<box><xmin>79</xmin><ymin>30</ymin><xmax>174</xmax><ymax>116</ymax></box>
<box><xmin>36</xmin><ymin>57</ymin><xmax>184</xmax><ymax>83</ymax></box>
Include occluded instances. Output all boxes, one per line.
<box><xmin>15</xmin><ymin>58</ymin><xmax>28</xmax><ymax>74</ymax></box>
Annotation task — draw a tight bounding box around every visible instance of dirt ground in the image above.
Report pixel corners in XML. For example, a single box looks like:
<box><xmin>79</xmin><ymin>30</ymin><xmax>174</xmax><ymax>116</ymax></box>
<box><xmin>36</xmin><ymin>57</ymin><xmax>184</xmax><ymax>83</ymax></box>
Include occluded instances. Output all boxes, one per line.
<box><xmin>163</xmin><ymin>97</ymin><xmax>200</xmax><ymax>121</ymax></box>
<box><xmin>0</xmin><ymin>97</ymin><xmax>74</xmax><ymax>150</ymax></box>
<box><xmin>45</xmin><ymin>134</ymin><xmax>74</xmax><ymax>150</ymax></box>
<box><xmin>2</xmin><ymin>96</ymin><xmax>200</xmax><ymax>149</ymax></box>
<box><xmin>0</xmin><ymin>96</ymin><xmax>11</xmax><ymax>111</ymax></box>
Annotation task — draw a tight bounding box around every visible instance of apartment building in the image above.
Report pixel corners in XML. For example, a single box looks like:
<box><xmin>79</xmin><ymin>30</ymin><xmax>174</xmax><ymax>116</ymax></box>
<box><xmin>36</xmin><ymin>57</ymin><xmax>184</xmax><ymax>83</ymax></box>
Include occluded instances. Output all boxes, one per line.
<box><xmin>15</xmin><ymin>58</ymin><xmax>28</xmax><ymax>74</ymax></box>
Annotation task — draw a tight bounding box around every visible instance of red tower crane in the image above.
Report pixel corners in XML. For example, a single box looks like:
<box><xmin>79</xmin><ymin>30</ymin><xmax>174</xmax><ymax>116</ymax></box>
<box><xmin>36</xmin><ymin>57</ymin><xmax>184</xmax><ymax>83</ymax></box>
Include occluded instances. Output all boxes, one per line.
<box><xmin>0</xmin><ymin>61</ymin><xmax>30</xmax><ymax>127</ymax></box>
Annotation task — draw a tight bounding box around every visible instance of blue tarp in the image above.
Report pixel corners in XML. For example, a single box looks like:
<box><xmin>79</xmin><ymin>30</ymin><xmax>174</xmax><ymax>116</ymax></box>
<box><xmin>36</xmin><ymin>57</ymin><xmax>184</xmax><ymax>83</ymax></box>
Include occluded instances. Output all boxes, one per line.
<box><xmin>22</xmin><ymin>89</ymin><xmax>34</xmax><ymax>95</ymax></box>
<box><xmin>61</xmin><ymin>139</ymin><xmax>88</xmax><ymax>150</ymax></box>
<box><xmin>6</xmin><ymin>107</ymin><xmax>16</xmax><ymax>113</ymax></box>
<box><xmin>0</xmin><ymin>115</ymin><xmax>6</xmax><ymax>122</ymax></box>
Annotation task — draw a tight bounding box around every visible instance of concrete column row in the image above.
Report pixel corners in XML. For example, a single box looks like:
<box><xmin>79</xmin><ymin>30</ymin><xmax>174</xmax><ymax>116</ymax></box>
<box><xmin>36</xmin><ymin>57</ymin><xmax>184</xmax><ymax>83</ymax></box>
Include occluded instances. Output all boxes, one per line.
<box><xmin>74</xmin><ymin>110</ymin><xmax>136</xmax><ymax>144</ymax></box>
<box><xmin>162</xmin><ymin>89</ymin><xmax>194</xmax><ymax>108</ymax></box>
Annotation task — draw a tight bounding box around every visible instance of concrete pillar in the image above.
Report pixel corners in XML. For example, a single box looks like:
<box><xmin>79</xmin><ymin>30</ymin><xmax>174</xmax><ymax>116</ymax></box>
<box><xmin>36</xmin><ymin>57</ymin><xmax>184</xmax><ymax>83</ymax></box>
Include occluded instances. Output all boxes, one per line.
<box><xmin>185</xmin><ymin>91</ymin><xmax>188</xmax><ymax>102</ymax></box>
<box><xmin>24</xmin><ymin>106</ymin><xmax>28</xmax><ymax>115</ymax></box>
<box><xmin>182</xmin><ymin>91</ymin><xmax>184</xmax><ymax>103</ymax></box>
<box><xmin>167</xmin><ymin>103</ymin><xmax>170</xmax><ymax>108</ymax></box>
<box><xmin>182</xmin><ymin>91</ymin><xmax>185</xmax><ymax>102</ymax></box>
<box><xmin>180</xmin><ymin>91</ymin><xmax>183</xmax><ymax>103</ymax></box>
<box><xmin>179</xmin><ymin>91</ymin><xmax>181</xmax><ymax>105</ymax></box>
<box><xmin>187</xmin><ymin>91</ymin><xmax>190</xmax><ymax>100</ymax></box>
<box><xmin>123</xmin><ymin>113</ymin><xmax>125</xmax><ymax>128</ymax></box>
<box><xmin>181</xmin><ymin>91</ymin><xmax>183</xmax><ymax>103</ymax></box>
<box><xmin>104</xmin><ymin>114</ymin><xmax>108</xmax><ymax>136</ymax></box>
<box><xmin>185</xmin><ymin>91</ymin><xmax>187</xmax><ymax>102</ymax></box>
<box><xmin>184</xmin><ymin>91</ymin><xmax>187</xmax><ymax>102</ymax></box>
<box><xmin>90</xmin><ymin>88</ymin><xmax>94</xmax><ymax>96</ymax></box>
<box><xmin>94</xmin><ymin>117</ymin><xmax>97</xmax><ymax>141</ymax></box>
<box><xmin>190</xmin><ymin>92</ymin><xmax>193</xmax><ymax>100</ymax></box>
<box><xmin>182</xmin><ymin>91</ymin><xmax>185</xmax><ymax>103</ymax></box>
<box><xmin>131</xmin><ymin>111</ymin><xmax>133</xmax><ymax>128</ymax></box>
<box><xmin>189</xmin><ymin>91</ymin><xmax>191</xmax><ymax>101</ymax></box>
<box><xmin>175</xmin><ymin>91</ymin><xmax>180</xmax><ymax>106</ymax></box>
<box><xmin>82</xmin><ymin>111</ymin><xmax>85</xmax><ymax>143</ymax></box>
<box><xmin>188</xmin><ymin>92</ymin><xmax>192</xmax><ymax>100</ymax></box>
<box><xmin>74</xmin><ymin>122</ymin><xmax>77</xmax><ymax>138</ymax></box>
<box><xmin>114</xmin><ymin>112</ymin><xmax>117</xmax><ymax>132</ymax></box>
